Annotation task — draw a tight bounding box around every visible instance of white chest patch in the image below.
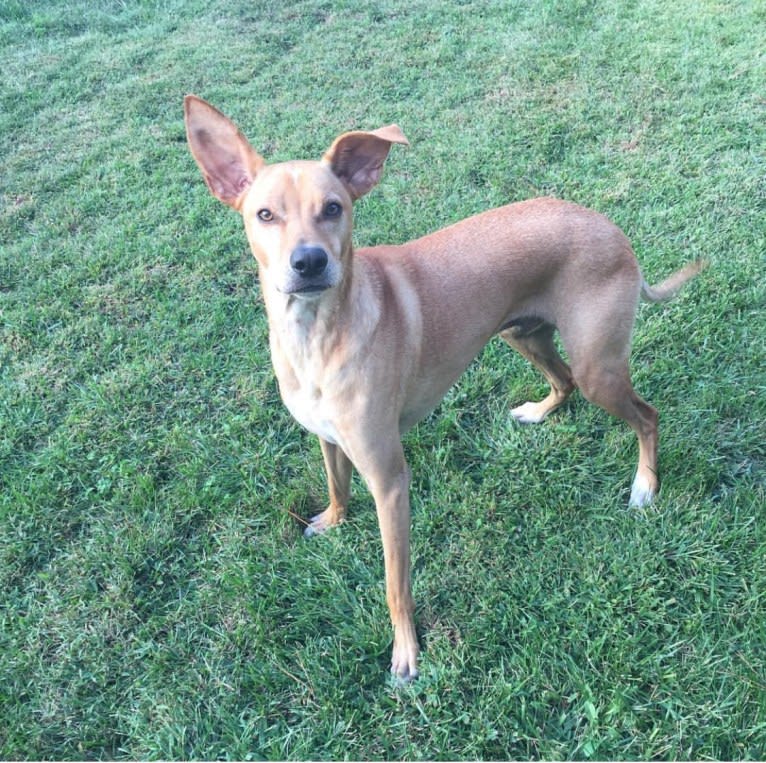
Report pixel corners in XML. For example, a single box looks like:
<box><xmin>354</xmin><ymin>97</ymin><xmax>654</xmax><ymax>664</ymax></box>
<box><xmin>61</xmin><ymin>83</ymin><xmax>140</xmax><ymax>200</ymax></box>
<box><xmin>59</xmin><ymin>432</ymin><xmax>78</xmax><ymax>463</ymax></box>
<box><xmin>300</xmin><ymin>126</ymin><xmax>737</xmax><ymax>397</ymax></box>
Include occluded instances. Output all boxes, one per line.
<box><xmin>281</xmin><ymin>386</ymin><xmax>341</xmax><ymax>446</ymax></box>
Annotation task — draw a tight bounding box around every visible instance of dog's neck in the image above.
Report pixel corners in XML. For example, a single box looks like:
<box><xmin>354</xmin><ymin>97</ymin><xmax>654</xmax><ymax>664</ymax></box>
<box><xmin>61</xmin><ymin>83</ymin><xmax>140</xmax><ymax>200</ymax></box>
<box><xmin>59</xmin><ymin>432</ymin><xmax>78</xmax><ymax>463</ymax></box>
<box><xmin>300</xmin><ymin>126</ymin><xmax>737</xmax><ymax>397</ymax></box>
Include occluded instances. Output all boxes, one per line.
<box><xmin>261</xmin><ymin>250</ymin><xmax>378</xmax><ymax>373</ymax></box>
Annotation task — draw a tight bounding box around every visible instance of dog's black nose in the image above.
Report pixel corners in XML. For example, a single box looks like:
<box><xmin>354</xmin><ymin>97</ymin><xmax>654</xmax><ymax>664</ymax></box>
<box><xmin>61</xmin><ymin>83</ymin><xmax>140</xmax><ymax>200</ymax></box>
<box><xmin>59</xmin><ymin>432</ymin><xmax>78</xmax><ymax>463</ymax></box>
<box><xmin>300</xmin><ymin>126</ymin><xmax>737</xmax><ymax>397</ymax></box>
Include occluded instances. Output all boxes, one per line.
<box><xmin>290</xmin><ymin>245</ymin><xmax>328</xmax><ymax>278</ymax></box>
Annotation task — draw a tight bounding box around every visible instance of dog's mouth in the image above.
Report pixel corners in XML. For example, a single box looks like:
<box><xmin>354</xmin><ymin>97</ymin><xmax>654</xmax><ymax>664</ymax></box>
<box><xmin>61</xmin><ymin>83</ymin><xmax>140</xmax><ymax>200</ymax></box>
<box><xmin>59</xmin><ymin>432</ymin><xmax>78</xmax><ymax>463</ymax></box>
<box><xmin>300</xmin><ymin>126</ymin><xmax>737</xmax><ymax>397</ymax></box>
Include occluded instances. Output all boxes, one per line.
<box><xmin>282</xmin><ymin>281</ymin><xmax>334</xmax><ymax>298</ymax></box>
<box><xmin>280</xmin><ymin>269</ymin><xmax>340</xmax><ymax>298</ymax></box>
<box><xmin>278</xmin><ymin>256</ymin><xmax>341</xmax><ymax>298</ymax></box>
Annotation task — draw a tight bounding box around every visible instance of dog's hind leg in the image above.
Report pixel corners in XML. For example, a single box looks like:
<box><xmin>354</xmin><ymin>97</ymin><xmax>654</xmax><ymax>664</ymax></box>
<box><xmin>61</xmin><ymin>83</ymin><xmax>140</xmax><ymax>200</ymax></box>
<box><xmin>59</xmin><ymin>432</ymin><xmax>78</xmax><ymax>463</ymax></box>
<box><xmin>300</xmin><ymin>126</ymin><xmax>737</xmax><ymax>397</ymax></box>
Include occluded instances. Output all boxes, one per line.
<box><xmin>560</xmin><ymin>303</ymin><xmax>659</xmax><ymax>507</ymax></box>
<box><xmin>501</xmin><ymin>322</ymin><xmax>576</xmax><ymax>424</ymax></box>
<box><xmin>574</xmin><ymin>360</ymin><xmax>659</xmax><ymax>507</ymax></box>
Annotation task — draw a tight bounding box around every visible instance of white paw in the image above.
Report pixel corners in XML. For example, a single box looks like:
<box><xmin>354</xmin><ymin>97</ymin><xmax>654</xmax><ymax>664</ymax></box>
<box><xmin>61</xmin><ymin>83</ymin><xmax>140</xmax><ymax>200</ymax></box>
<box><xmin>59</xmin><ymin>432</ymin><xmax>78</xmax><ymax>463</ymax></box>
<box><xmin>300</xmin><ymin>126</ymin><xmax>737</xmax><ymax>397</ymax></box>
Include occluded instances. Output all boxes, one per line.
<box><xmin>511</xmin><ymin>401</ymin><xmax>547</xmax><ymax>424</ymax></box>
<box><xmin>303</xmin><ymin>511</ymin><xmax>343</xmax><ymax>538</ymax></box>
<box><xmin>629</xmin><ymin>474</ymin><xmax>656</xmax><ymax>508</ymax></box>
<box><xmin>390</xmin><ymin>637</ymin><xmax>419</xmax><ymax>684</ymax></box>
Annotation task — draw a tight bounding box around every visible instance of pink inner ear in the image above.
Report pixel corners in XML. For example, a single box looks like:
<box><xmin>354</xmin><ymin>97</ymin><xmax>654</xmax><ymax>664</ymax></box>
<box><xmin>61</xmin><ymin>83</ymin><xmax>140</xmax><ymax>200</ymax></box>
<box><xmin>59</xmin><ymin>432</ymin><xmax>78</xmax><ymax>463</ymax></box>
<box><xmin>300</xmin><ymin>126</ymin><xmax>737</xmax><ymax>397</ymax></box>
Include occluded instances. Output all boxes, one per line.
<box><xmin>185</xmin><ymin>100</ymin><xmax>263</xmax><ymax>208</ymax></box>
<box><xmin>330</xmin><ymin>140</ymin><xmax>389</xmax><ymax>198</ymax></box>
<box><xmin>323</xmin><ymin>126</ymin><xmax>406</xmax><ymax>199</ymax></box>
<box><xmin>207</xmin><ymin>175</ymin><xmax>230</xmax><ymax>200</ymax></box>
<box><xmin>349</xmin><ymin>165</ymin><xmax>381</xmax><ymax>195</ymax></box>
<box><xmin>203</xmin><ymin>154</ymin><xmax>253</xmax><ymax>202</ymax></box>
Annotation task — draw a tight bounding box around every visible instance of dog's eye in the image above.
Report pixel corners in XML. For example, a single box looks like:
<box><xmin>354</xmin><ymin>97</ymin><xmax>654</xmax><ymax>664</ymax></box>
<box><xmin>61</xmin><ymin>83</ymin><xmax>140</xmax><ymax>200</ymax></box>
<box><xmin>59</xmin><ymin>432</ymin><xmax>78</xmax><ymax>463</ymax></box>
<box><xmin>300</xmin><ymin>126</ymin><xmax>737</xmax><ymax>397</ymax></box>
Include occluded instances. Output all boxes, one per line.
<box><xmin>257</xmin><ymin>208</ymin><xmax>274</xmax><ymax>222</ymax></box>
<box><xmin>323</xmin><ymin>201</ymin><xmax>342</xmax><ymax>219</ymax></box>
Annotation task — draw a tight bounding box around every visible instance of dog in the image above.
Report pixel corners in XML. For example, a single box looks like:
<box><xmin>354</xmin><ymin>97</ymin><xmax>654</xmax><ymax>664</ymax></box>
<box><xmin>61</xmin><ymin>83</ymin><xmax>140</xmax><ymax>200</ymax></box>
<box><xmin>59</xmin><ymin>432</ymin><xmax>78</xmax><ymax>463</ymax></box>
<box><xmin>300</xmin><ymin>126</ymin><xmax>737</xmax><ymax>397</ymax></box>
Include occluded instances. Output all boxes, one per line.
<box><xmin>184</xmin><ymin>95</ymin><xmax>705</xmax><ymax>681</ymax></box>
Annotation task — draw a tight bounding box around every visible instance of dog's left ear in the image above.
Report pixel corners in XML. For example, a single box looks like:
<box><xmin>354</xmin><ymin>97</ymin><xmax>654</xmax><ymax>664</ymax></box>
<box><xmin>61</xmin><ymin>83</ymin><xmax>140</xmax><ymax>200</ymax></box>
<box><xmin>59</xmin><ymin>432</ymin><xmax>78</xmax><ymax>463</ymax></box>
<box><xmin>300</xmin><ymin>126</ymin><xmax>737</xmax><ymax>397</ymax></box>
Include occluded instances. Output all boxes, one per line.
<box><xmin>323</xmin><ymin>125</ymin><xmax>409</xmax><ymax>200</ymax></box>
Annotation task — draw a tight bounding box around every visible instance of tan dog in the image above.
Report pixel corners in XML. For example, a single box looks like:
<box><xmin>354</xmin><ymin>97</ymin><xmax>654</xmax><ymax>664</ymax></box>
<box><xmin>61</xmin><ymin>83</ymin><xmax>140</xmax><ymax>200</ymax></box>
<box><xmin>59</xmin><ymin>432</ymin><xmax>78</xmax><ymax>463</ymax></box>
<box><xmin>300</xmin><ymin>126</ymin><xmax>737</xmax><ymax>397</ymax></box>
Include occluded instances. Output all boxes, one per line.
<box><xmin>184</xmin><ymin>95</ymin><xmax>705</xmax><ymax>681</ymax></box>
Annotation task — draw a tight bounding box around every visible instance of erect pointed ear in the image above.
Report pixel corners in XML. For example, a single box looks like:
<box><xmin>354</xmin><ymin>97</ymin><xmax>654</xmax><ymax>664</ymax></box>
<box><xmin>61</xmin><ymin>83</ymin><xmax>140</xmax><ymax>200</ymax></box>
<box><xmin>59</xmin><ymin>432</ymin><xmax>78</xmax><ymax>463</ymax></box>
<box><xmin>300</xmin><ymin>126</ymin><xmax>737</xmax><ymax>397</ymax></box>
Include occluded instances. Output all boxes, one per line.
<box><xmin>322</xmin><ymin>124</ymin><xmax>409</xmax><ymax>200</ymax></box>
<box><xmin>184</xmin><ymin>95</ymin><xmax>265</xmax><ymax>210</ymax></box>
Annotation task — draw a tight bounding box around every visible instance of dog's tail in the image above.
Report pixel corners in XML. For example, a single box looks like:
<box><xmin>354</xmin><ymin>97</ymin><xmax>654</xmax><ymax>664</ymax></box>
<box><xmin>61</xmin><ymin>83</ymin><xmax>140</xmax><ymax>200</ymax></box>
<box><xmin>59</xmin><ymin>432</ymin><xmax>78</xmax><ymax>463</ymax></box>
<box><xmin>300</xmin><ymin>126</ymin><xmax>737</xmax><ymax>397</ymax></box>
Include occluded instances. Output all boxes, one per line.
<box><xmin>640</xmin><ymin>259</ymin><xmax>708</xmax><ymax>303</ymax></box>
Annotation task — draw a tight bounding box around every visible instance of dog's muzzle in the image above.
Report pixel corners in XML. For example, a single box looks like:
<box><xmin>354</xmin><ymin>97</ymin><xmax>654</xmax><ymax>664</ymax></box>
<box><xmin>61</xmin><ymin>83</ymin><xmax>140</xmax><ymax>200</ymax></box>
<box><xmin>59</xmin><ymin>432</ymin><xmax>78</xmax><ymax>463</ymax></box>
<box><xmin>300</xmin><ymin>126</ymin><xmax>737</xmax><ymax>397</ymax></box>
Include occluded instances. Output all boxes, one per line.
<box><xmin>283</xmin><ymin>245</ymin><xmax>334</xmax><ymax>295</ymax></box>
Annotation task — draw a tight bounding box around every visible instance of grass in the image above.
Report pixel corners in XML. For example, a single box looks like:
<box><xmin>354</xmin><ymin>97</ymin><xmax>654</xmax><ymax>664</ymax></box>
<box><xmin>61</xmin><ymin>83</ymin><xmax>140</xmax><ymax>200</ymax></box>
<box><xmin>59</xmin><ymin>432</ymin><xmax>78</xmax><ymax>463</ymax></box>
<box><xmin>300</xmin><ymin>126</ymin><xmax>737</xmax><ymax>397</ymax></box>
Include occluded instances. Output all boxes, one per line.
<box><xmin>1</xmin><ymin>0</ymin><xmax>764</xmax><ymax>758</ymax></box>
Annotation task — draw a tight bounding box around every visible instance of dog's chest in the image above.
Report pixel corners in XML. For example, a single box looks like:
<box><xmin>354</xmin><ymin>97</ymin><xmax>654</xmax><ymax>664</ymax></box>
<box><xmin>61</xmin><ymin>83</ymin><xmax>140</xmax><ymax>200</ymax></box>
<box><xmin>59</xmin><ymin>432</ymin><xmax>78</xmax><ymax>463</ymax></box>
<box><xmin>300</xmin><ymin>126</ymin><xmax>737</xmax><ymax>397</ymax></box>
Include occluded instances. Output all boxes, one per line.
<box><xmin>281</xmin><ymin>383</ymin><xmax>342</xmax><ymax>446</ymax></box>
<box><xmin>269</xmin><ymin>303</ymin><xmax>361</xmax><ymax>448</ymax></box>
<box><xmin>271</xmin><ymin>336</ymin><xmax>345</xmax><ymax>447</ymax></box>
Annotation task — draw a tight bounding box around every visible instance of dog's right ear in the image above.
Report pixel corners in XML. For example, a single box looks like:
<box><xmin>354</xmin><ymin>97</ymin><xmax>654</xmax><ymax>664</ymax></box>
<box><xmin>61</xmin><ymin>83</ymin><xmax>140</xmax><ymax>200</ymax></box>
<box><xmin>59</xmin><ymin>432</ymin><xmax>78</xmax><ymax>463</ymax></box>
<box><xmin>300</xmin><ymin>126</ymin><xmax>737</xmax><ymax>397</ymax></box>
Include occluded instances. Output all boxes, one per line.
<box><xmin>184</xmin><ymin>95</ymin><xmax>265</xmax><ymax>210</ymax></box>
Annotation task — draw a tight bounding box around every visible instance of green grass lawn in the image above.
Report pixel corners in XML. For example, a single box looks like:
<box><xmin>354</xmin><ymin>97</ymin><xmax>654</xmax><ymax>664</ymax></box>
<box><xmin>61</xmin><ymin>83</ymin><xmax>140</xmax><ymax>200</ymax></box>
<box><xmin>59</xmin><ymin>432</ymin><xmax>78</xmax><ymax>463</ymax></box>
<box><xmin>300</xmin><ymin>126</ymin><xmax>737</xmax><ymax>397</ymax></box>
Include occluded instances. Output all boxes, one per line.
<box><xmin>1</xmin><ymin>0</ymin><xmax>764</xmax><ymax>758</ymax></box>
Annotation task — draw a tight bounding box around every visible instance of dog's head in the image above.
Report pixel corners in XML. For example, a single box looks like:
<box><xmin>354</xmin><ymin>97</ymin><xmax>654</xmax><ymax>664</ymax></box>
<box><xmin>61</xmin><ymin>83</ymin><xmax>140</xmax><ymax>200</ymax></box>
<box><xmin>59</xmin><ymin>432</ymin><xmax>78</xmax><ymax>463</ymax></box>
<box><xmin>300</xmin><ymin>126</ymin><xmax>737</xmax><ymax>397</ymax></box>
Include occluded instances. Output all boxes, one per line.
<box><xmin>184</xmin><ymin>96</ymin><xmax>408</xmax><ymax>299</ymax></box>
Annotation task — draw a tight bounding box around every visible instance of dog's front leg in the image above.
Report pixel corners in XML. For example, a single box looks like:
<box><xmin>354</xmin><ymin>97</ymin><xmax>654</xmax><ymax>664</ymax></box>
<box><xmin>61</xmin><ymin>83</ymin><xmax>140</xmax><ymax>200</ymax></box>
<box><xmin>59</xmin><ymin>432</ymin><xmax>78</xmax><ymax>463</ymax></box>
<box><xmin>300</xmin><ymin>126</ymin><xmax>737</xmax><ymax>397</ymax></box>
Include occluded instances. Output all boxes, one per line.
<box><xmin>364</xmin><ymin>442</ymin><xmax>419</xmax><ymax>682</ymax></box>
<box><xmin>304</xmin><ymin>439</ymin><xmax>353</xmax><ymax>537</ymax></box>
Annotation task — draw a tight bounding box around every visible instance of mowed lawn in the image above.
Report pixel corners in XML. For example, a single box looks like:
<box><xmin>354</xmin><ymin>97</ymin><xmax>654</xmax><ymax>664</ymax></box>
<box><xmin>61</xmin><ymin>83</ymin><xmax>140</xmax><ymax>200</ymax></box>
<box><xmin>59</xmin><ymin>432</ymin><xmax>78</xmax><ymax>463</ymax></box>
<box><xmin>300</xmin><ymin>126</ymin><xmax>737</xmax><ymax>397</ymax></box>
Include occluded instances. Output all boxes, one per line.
<box><xmin>1</xmin><ymin>0</ymin><xmax>764</xmax><ymax>759</ymax></box>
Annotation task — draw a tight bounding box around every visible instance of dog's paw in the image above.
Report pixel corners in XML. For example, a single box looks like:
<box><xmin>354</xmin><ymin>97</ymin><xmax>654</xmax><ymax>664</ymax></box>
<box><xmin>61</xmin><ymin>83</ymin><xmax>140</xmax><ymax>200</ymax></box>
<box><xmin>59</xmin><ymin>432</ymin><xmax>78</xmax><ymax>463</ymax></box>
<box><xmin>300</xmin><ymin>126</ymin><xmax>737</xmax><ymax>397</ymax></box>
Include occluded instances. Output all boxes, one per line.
<box><xmin>303</xmin><ymin>508</ymin><xmax>344</xmax><ymax>538</ymax></box>
<box><xmin>510</xmin><ymin>401</ymin><xmax>548</xmax><ymax>424</ymax></box>
<box><xmin>389</xmin><ymin>624</ymin><xmax>419</xmax><ymax>683</ymax></box>
<box><xmin>629</xmin><ymin>473</ymin><xmax>656</xmax><ymax>508</ymax></box>
<box><xmin>390</xmin><ymin>651</ymin><xmax>419</xmax><ymax>685</ymax></box>
<box><xmin>389</xmin><ymin>665</ymin><xmax>419</xmax><ymax>686</ymax></box>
